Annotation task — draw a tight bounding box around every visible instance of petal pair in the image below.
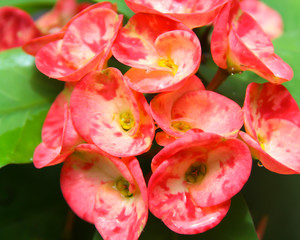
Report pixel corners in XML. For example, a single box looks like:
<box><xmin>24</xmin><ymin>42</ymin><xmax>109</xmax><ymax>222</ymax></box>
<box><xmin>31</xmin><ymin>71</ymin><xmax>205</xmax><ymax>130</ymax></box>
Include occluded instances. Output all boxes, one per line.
<box><xmin>240</xmin><ymin>82</ymin><xmax>300</xmax><ymax>174</ymax></box>
<box><xmin>150</xmin><ymin>75</ymin><xmax>243</xmax><ymax>145</ymax></box>
<box><xmin>61</xmin><ymin>144</ymin><xmax>148</xmax><ymax>240</ymax></box>
<box><xmin>33</xmin><ymin>84</ymin><xmax>83</xmax><ymax>168</ymax></box>
<box><xmin>112</xmin><ymin>13</ymin><xmax>201</xmax><ymax>93</ymax></box>
<box><xmin>35</xmin><ymin>4</ymin><xmax>122</xmax><ymax>81</ymax></box>
<box><xmin>211</xmin><ymin>0</ymin><xmax>293</xmax><ymax>84</ymax></box>
<box><xmin>70</xmin><ymin>68</ymin><xmax>155</xmax><ymax>157</ymax></box>
<box><xmin>149</xmin><ymin>131</ymin><xmax>252</xmax><ymax>234</ymax></box>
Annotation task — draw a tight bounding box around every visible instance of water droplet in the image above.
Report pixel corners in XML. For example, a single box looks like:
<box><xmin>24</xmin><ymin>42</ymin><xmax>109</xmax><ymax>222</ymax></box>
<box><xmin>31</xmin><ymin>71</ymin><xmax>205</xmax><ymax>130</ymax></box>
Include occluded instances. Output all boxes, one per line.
<box><xmin>257</xmin><ymin>160</ymin><xmax>264</xmax><ymax>167</ymax></box>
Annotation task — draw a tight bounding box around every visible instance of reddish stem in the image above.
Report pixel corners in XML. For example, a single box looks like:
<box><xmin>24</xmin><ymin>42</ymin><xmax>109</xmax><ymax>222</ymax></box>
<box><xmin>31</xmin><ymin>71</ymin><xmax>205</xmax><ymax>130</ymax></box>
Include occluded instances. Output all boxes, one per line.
<box><xmin>206</xmin><ymin>67</ymin><xmax>230</xmax><ymax>91</ymax></box>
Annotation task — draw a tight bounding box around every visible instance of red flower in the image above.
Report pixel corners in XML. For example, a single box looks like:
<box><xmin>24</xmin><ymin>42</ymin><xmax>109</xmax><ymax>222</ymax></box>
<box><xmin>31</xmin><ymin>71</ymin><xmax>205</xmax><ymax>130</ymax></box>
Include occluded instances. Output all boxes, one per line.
<box><xmin>34</xmin><ymin>3</ymin><xmax>122</xmax><ymax>81</ymax></box>
<box><xmin>33</xmin><ymin>84</ymin><xmax>83</xmax><ymax>168</ymax></box>
<box><xmin>148</xmin><ymin>131</ymin><xmax>252</xmax><ymax>234</ymax></box>
<box><xmin>211</xmin><ymin>0</ymin><xmax>293</xmax><ymax>84</ymax></box>
<box><xmin>70</xmin><ymin>68</ymin><xmax>155</xmax><ymax>157</ymax></box>
<box><xmin>240</xmin><ymin>82</ymin><xmax>300</xmax><ymax>174</ymax></box>
<box><xmin>112</xmin><ymin>13</ymin><xmax>201</xmax><ymax>93</ymax></box>
<box><xmin>61</xmin><ymin>144</ymin><xmax>148</xmax><ymax>240</ymax></box>
<box><xmin>150</xmin><ymin>75</ymin><xmax>243</xmax><ymax>144</ymax></box>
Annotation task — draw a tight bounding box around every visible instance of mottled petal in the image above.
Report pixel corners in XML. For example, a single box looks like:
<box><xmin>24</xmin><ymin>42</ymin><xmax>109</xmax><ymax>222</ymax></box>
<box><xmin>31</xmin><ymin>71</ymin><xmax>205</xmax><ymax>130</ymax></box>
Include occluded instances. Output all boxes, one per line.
<box><xmin>151</xmin><ymin>131</ymin><xmax>252</xmax><ymax>207</ymax></box>
<box><xmin>93</xmin><ymin>158</ymin><xmax>148</xmax><ymax>240</ymax></box>
<box><xmin>228</xmin><ymin>12</ymin><xmax>293</xmax><ymax>83</ymax></box>
<box><xmin>171</xmin><ymin>90</ymin><xmax>243</xmax><ymax>137</ymax></box>
<box><xmin>0</xmin><ymin>7</ymin><xmax>40</xmax><ymax>51</ymax></box>
<box><xmin>150</xmin><ymin>75</ymin><xmax>204</xmax><ymax>136</ymax></box>
<box><xmin>61</xmin><ymin>8</ymin><xmax>122</xmax><ymax>69</ymax></box>
<box><xmin>125</xmin><ymin>0</ymin><xmax>228</xmax><ymax>29</ymax></box>
<box><xmin>243</xmin><ymin>82</ymin><xmax>300</xmax><ymax>140</ymax></box>
<box><xmin>41</xmin><ymin>87</ymin><xmax>68</xmax><ymax>148</ymax></box>
<box><xmin>125</xmin><ymin>68</ymin><xmax>179</xmax><ymax>93</ymax></box>
<box><xmin>239</xmin><ymin>131</ymin><xmax>298</xmax><ymax>174</ymax></box>
<box><xmin>35</xmin><ymin>40</ymin><xmax>105</xmax><ymax>81</ymax></box>
<box><xmin>210</xmin><ymin>2</ymin><xmax>230</xmax><ymax>69</ymax></box>
<box><xmin>154</xmin><ymin>30</ymin><xmax>201</xmax><ymax>79</ymax></box>
<box><xmin>33</xmin><ymin>142</ymin><xmax>63</xmax><ymax>169</ymax></box>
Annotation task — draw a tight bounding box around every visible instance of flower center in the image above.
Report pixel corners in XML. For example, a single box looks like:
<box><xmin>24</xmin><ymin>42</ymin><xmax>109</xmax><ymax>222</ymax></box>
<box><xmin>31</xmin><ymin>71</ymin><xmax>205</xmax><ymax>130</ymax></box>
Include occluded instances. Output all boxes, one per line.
<box><xmin>171</xmin><ymin>120</ymin><xmax>192</xmax><ymax>132</ymax></box>
<box><xmin>119</xmin><ymin>112</ymin><xmax>135</xmax><ymax>131</ymax></box>
<box><xmin>115</xmin><ymin>177</ymin><xmax>133</xmax><ymax>198</ymax></box>
<box><xmin>158</xmin><ymin>58</ymin><xmax>178</xmax><ymax>75</ymax></box>
<box><xmin>185</xmin><ymin>162</ymin><xmax>207</xmax><ymax>184</ymax></box>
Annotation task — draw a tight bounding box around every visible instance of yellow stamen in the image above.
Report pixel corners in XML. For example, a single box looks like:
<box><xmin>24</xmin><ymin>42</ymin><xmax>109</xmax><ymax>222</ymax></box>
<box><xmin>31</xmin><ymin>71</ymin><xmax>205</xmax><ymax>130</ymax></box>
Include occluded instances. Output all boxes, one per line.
<box><xmin>119</xmin><ymin>112</ymin><xmax>135</xmax><ymax>131</ymax></box>
<box><xmin>171</xmin><ymin>120</ymin><xmax>192</xmax><ymax>132</ymax></box>
<box><xmin>158</xmin><ymin>58</ymin><xmax>178</xmax><ymax>75</ymax></box>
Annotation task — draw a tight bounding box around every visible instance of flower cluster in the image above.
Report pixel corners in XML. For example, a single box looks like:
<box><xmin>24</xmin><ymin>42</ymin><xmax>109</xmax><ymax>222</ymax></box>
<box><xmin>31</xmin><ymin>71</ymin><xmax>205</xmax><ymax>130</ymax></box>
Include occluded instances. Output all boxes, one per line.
<box><xmin>1</xmin><ymin>0</ymin><xmax>299</xmax><ymax>239</ymax></box>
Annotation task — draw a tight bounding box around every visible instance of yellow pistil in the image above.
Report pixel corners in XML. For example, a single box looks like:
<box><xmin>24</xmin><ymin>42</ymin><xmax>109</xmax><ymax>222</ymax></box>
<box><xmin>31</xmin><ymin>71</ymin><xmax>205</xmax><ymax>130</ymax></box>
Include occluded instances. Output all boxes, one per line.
<box><xmin>115</xmin><ymin>177</ymin><xmax>133</xmax><ymax>198</ymax></box>
<box><xmin>119</xmin><ymin>112</ymin><xmax>135</xmax><ymax>131</ymax></box>
<box><xmin>158</xmin><ymin>58</ymin><xmax>178</xmax><ymax>75</ymax></box>
<box><xmin>185</xmin><ymin>162</ymin><xmax>207</xmax><ymax>184</ymax></box>
<box><xmin>171</xmin><ymin>120</ymin><xmax>192</xmax><ymax>132</ymax></box>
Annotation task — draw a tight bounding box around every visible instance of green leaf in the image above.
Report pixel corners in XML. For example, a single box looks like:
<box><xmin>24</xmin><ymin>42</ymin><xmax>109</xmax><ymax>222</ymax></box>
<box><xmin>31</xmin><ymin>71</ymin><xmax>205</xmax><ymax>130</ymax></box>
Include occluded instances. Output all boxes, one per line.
<box><xmin>0</xmin><ymin>48</ymin><xmax>63</xmax><ymax>167</ymax></box>
<box><xmin>0</xmin><ymin>0</ymin><xmax>55</xmax><ymax>7</ymax></box>
<box><xmin>263</xmin><ymin>0</ymin><xmax>300</xmax><ymax>104</ymax></box>
<box><xmin>93</xmin><ymin>193</ymin><xmax>258</xmax><ymax>240</ymax></box>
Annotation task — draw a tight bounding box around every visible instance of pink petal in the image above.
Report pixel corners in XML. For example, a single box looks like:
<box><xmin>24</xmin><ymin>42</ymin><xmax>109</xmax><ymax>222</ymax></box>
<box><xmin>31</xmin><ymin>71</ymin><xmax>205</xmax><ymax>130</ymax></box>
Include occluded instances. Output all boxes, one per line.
<box><xmin>125</xmin><ymin>0</ymin><xmax>228</xmax><ymax>29</ymax></box>
<box><xmin>240</xmin><ymin>0</ymin><xmax>283</xmax><ymax>39</ymax></box>
<box><xmin>152</xmin><ymin>87</ymin><xmax>243</xmax><ymax>137</ymax></box>
<box><xmin>151</xmin><ymin>131</ymin><xmax>252</xmax><ymax>207</ymax></box>
<box><xmin>112</xmin><ymin>13</ymin><xmax>190</xmax><ymax>69</ymax></box>
<box><xmin>148</xmin><ymin>160</ymin><xmax>231</xmax><ymax>234</ymax></box>
<box><xmin>150</xmin><ymin>75</ymin><xmax>204</xmax><ymax>136</ymax></box>
<box><xmin>258</xmin><ymin>119</ymin><xmax>300</xmax><ymax>172</ymax></box>
<box><xmin>35</xmin><ymin>40</ymin><xmax>105</xmax><ymax>81</ymax></box>
<box><xmin>41</xmin><ymin>88</ymin><xmax>68</xmax><ymax>148</ymax></box>
<box><xmin>93</xmin><ymin>158</ymin><xmax>148</xmax><ymax>240</ymax></box>
<box><xmin>61</xmin><ymin>8</ymin><xmax>122</xmax><ymax>69</ymax></box>
<box><xmin>125</xmin><ymin>68</ymin><xmax>187</xmax><ymax>93</ymax></box>
<box><xmin>228</xmin><ymin>12</ymin><xmax>293</xmax><ymax>83</ymax></box>
<box><xmin>0</xmin><ymin>7</ymin><xmax>40</xmax><ymax>51</ymax></box>
<box><xmin>239</xmin><ymin>131</ymin><xmax>298</xmax><ymax>174</ymax></box>
<box><xmin>33</xmin><ymin>142</ymin><xmax>63</xmax><ymax>169</ymax></box>
<box><xmin>211</xmin><ymin>2</ymin><xmax>231</xmax><ymax>69</ymax></box>
<box><xmin>154</xmin><ymin>29</ymin><xmax>201</xmax><ymax>78</ymax></box>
